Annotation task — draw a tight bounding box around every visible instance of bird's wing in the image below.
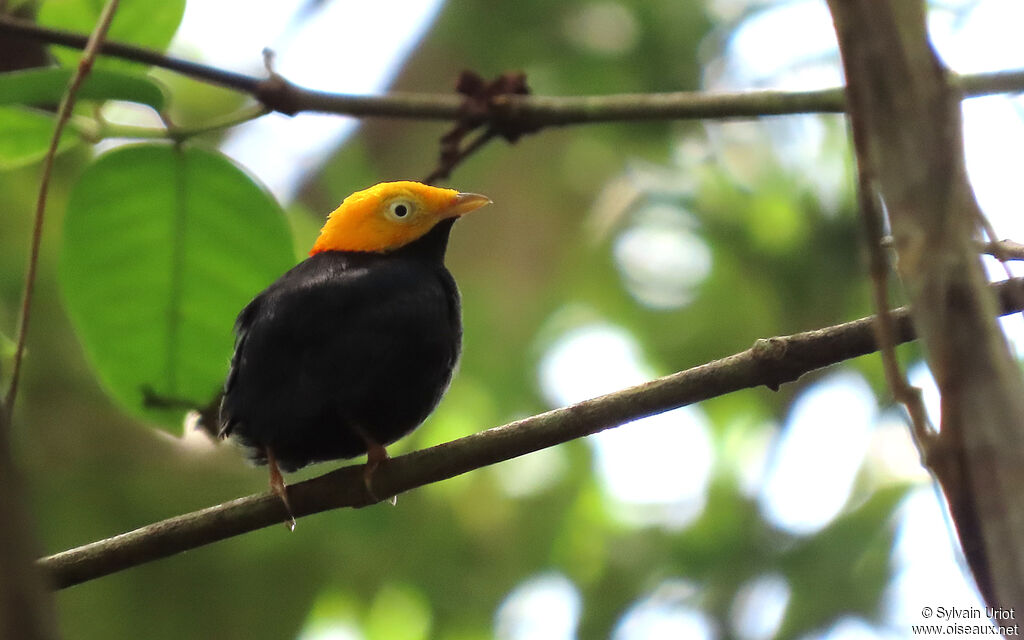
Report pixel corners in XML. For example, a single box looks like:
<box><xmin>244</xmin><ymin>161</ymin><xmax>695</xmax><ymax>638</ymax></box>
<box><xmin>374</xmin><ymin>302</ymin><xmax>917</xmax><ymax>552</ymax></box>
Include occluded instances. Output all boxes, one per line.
<box><xmin>218</xmin><ymin>260</ymin><xmax>377</xmax><ymax>438</ymax></box>
<box><xmin>218</xmin><ymin>296</ymin><xmax>263</xmax><ymax>437</ymax></box>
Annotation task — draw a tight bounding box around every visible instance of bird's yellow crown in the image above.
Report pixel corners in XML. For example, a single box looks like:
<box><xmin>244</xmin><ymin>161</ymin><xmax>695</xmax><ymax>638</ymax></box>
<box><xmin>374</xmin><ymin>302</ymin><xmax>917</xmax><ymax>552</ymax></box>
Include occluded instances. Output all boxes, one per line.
<box><xmin>310</xmin><ymin>181</ymin><xmax>491</xmax><ymax>255</ymax></box>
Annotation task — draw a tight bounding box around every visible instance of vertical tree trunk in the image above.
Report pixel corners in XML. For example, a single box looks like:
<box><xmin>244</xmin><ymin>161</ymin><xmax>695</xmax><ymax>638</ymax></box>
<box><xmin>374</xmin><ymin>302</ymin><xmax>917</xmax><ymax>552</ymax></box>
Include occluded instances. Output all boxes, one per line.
<box><xmin>828</xmin><ymin>0</ymin><xmax>1024</xmax><ymax>610</ymax></box>
<box><xmin>0</xmin><ymin>406</ymin><xmax>60</xmax><ymax>639</ymax></box>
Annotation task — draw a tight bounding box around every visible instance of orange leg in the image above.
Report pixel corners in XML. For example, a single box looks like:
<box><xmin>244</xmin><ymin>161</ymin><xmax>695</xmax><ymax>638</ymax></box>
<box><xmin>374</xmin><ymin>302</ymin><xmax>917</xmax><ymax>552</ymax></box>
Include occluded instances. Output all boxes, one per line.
<box><xmin>266</xmin><ymin>447</ymin><xmax>296</xmax><ymax>530</ymax></box>
<box><xmin>353</xmin><ymin>426</ymin><xmax>395</xmax><ymax>505</ymax></box>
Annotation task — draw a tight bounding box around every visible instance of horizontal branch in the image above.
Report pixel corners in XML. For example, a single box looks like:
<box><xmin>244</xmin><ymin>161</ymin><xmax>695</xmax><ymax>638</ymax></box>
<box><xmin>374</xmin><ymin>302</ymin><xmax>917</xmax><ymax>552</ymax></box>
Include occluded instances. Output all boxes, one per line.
<box><xmin>39</xmin><ymin>277</ymin><xmax>1024</xmax><ymax>590</ymax></box>
<box><xmin>882</xmin><ymin>236</ymin><xmax>1024</xmax><ymax>262</ymax></box>
<box><xmin>983</xmin><ymin>238</ymin><xmax>1024</xmax><ymax>262</ymax></box>
<box><xmin>2</xmin><ymin>15</ymin><xmax>1023</xmax><ymax>126</ymax></box>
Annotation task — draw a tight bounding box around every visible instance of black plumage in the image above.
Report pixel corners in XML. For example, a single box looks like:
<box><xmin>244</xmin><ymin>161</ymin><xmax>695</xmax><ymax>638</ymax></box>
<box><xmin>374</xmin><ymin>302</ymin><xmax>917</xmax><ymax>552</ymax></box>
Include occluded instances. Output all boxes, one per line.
<box><xmin>218</xmin><ymin>218</ymin><xmax>461</xmax><ymax>473</ymax></box>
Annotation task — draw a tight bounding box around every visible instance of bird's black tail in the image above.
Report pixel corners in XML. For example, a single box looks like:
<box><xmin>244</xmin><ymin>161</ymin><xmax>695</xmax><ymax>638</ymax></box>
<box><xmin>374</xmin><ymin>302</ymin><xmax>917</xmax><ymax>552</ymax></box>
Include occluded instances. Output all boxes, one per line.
<box><xmin>190</xmin><ymin>391</ymin><xmax>225</xmax><ymax>440</ymax></box>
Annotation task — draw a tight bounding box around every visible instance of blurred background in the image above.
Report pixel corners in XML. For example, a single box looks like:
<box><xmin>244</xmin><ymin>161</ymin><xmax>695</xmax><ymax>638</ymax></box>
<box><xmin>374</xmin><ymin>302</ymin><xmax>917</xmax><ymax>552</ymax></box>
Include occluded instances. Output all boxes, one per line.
<box><xmin>2</xmin><ymin>0</ymin><xmax>1024</xmax><ymax>638</ymax></box>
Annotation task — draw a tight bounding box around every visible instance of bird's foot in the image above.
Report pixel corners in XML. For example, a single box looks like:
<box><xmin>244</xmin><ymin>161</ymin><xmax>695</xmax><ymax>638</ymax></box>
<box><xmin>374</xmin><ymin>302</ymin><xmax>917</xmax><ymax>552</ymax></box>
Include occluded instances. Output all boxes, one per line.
<box><xmin>362</xmin><ymin>440</ymin><xmax>396</xmax><ymax>506</ymax></box>
<box><xmin>267</xmin><ymin>447</ymin><xmax>296</xmax><ymax>531</ymax></box>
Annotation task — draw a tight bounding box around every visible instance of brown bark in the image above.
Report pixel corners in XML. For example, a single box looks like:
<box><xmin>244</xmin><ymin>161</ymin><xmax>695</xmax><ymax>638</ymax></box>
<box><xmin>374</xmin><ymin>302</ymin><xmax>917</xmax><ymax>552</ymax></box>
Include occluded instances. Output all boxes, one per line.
<box><xmin>829</xmin><ymin>0</ymin><xmax>1024</xmax><ymax>609</ymax></box>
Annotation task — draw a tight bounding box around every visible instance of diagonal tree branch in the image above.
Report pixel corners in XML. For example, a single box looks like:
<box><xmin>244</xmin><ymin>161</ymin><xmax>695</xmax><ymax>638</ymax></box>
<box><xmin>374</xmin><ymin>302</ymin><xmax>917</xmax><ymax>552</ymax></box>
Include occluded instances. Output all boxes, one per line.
<box><xmin>39</xmin><ymin>277</ymin><xmax>1024</xmax><ymax>590</ymax></box>
<box><xmin>1</xmin><ymin>15</ymin><xmax>1023</xmax><ymax>128</ymax></box>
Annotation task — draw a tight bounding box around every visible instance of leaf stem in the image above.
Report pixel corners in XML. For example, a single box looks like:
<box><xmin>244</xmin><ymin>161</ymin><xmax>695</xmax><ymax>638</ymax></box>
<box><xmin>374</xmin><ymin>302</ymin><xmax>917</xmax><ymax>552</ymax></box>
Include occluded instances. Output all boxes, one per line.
<box><xmin>67</xmin><ymin>104</ymin><xmax>271</xmax><ymax>142</ymax></box>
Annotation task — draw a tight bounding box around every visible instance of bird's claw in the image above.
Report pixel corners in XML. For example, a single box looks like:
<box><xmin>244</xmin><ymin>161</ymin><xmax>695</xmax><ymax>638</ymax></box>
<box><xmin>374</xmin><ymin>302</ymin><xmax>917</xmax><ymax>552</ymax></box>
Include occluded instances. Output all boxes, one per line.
<box><xmin>267</xmin><ymin>447</ymin><xmax>296</xmax><ymax>530</ymax></box>
<box><xmin>362</xmin><ymin>440</ymin><xmax>396</xmax><ymax>506</ymax></box>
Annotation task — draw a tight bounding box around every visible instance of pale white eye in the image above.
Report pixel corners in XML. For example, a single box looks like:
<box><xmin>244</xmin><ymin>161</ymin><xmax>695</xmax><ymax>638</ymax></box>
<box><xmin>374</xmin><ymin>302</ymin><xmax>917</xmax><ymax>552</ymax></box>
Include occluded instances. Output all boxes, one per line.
<box><xmin>388</xmin><ymin>200</ymin><xmax>415</xmax><ymax>220</ymax></box>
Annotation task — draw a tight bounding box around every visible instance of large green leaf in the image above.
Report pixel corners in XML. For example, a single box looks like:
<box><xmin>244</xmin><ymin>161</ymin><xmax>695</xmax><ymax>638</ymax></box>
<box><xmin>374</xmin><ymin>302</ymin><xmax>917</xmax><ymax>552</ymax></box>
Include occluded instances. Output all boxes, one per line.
<box><xmin>37</xmin><ymin>0</ymin><xmax>186</xmax><ymax>71</ymax></box>
<box><xmin>60</xmin><ymin>144</ymin><xmax>295</xmax><ymax>432</ymax></box>
<box><xmin>0</xmin><ymin>68</ymin><xmax>166</xmax><ymax>110</ymax></box>
<box><xmin>0</xmin><ymin>106</ymin><xmax>79</xmax><ymax>170</ymax></box>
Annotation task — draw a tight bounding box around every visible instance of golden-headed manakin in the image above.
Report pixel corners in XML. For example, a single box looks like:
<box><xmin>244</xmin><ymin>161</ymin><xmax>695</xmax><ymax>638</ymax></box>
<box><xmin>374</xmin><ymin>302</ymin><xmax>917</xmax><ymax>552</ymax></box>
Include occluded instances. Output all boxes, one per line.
<box><xmin>217</xmin><ymin>181</ymin><xmax>491</xmax><ymax>522</ymax></box>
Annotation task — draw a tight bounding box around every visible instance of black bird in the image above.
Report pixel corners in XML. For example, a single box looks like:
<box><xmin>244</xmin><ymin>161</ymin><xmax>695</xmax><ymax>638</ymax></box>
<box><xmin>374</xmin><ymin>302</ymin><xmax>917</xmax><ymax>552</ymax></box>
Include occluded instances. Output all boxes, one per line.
<box><xmin>217</xmin><ymin>181</ymin><xmax>491</xmax><ymax>525</ymax></box>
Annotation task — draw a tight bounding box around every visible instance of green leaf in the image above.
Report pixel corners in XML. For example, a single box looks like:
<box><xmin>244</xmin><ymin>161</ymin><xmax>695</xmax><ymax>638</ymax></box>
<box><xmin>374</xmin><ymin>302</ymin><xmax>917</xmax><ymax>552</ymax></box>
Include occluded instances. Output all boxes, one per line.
<box><xmin>37</xmin><ymin>0</ymin><xmax>186</xmax><ymax>71</ymax></box>
<box><xmin>0</xmin><ymin>68</ymin><xmax>166</xmax><ymax>110</ymax></box>
<box><xmin>60</xmin><ymin>144</ymin><xmax>295</xmax><ymax>433</ymax></box>
<box><xmin>0</xmin><ymin>106</ymin><xmax>79</xmax><ymax>170</ymax></box>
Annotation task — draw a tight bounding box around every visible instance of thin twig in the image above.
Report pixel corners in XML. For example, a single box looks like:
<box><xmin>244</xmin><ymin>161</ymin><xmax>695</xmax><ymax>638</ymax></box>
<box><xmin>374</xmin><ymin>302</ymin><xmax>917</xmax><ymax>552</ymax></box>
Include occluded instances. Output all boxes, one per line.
<box><xmin>165</xmin><ymin>104</ymin><xmax>271</xmax><ymax>142</ymax></box>
<box><xmin>0</xmin><ymin>15</ymin><xmax>258</xmax><ymax>93</ymax></box>
<box><xmin>977</xmin><ymin>213</ymin><xmax>1015</xmax><ymax>274</ymax></box>
<box><xmin>974</xmin><ymin>213</ymin><xmax>1024</xmax><ymax>326</ymax></box>
<box><xmin>3</xmin><ymin>1</ymin><xmax>120</xmax><ymax>419</ymax></box>
<box><xmin>422</xmin><ymin>129</ymin><xmax>498</xmax><ymax>185</ymax></box>
<box><xmin>849</xmin><ymin>126</ymin><xmax>934</xmax><ymax>449</ymax></box>
<box><xmin>37</xmin><ymin>277</ymin><xmax>1024</xmax><ymax>590</ymax></box>
<box><xmin>2</xmin><ymin>15</ymin><xmax>1023</xmax><ymax>126</ymax></box>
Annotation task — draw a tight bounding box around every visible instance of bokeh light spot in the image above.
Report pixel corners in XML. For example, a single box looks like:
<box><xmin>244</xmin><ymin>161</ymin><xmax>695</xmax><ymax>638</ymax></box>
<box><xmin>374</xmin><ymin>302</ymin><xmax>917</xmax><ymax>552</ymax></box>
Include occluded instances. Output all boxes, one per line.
<box><xmin>613</xmin><ymin>580</ymin><xmax>715</xmax><ymax>640</ymax></box>
<box><xmin>731</xmin><ymin>573</ymin><xmax>790</xmax><ymax>640</ymax></box>
<box><xmin>563</xmin><ymin>2</ymin><xmax>640</xmax><ymax>55</ymax></box>
<box><xmin>613</xmin><ymin>205</ymin><xmax>712</xmax><ymax>309</ymax></box>
<box><xmin>759</xmin><ymin>371</ymin><xmax>876</xmax><ymax>535</ymax></box>
<box><xmin>495</xmin><ymin>573</ymin><xmax>582</xmax><ymax>640</ymax></box>
<box><xmin>540</xmin><ymin>323</ymin><xmax>713</xmax><ymax>526</ymax></box>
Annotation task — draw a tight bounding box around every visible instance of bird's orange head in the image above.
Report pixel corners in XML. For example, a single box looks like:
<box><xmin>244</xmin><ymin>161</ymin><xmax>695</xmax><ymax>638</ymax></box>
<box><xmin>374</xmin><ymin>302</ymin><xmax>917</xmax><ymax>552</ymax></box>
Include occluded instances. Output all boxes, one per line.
<box><xmin>310</xmin><ymin>181</ymin><xmax>492</xmax><ymax>255</ymax></box>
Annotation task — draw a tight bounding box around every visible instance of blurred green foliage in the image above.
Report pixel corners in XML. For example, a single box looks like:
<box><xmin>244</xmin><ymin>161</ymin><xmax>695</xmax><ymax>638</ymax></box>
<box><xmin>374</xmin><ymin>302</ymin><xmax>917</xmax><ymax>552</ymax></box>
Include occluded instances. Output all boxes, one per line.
<box><xmin>0</xmin><ymin>0</ymin><xmax>922</xmax><ymax>638</ymax></box>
